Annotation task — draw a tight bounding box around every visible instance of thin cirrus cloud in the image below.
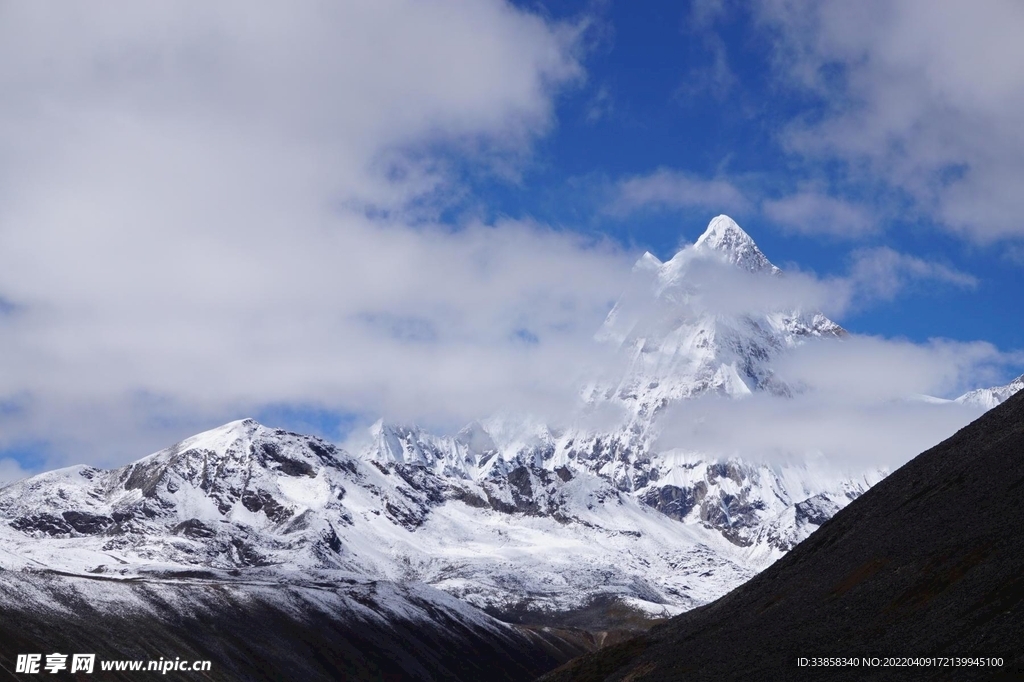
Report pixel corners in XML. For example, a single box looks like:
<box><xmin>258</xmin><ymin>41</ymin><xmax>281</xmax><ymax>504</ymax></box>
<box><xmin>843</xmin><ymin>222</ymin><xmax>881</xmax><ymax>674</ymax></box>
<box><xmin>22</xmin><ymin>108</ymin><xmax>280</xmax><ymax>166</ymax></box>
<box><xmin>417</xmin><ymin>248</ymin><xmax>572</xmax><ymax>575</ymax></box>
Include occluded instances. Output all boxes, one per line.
<box><xmin>608</xmin><ymin>168</ymin><xmax>753</xmax><ymax>215</ymax></box>
<box><xmin>758</xmin><ymin>0</ymin><xmax>1024</xmax><ymax>242</ymax></box>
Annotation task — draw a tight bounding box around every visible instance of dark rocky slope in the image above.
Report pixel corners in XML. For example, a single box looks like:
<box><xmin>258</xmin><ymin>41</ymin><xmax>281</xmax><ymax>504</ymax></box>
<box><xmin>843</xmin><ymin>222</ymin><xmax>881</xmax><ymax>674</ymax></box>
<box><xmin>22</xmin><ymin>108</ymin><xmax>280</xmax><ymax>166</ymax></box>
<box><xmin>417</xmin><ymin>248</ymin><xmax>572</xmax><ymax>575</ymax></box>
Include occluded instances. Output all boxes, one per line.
<box><xmin>0</xmin><ymin>572</ymin><xmax>586</xmax><ymax>681</ymax></box>
<box><xmin>541</xmin><ymin>389</ymin><xmax>1024</xmax><ymax>681</ymax></box>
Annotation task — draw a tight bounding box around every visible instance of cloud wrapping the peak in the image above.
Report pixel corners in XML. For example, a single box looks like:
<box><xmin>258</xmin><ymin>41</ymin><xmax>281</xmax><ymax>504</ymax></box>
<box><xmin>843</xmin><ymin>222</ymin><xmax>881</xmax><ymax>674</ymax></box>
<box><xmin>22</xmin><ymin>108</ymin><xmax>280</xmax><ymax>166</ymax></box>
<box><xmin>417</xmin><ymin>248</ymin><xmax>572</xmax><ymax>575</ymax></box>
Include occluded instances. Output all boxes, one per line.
<box><xmin>605</xmin><ymin>225</ymin><xmax>1012</xmax><ymax>472</ymax></box>
<box><xmin>624</xmin><ymin>233</ymin><xmax>979</xmax><ymax>323</ymax></box>
<box><xmin>653</xmin><ymin>316</ymin><xmax>1015</xmax><ymax>470</ymax></box>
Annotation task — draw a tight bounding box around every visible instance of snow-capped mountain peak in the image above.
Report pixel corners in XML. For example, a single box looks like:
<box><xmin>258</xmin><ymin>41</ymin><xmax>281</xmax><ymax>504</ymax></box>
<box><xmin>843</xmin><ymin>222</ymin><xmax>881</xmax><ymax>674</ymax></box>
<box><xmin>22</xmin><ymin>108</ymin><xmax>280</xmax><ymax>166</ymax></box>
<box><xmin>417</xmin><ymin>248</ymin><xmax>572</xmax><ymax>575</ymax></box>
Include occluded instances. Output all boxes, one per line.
<box><xmin>593</xmin><ymin>216</ymin><xmax>842</xmax><ymax>418</ymax></box>
<box><xmin>165</xmin><ymin>417</ymin><xmax>261</xmax><ymax>456</ymax></box>
<box><xmin>634</xmin><ymin>251</ymin><xmax>663</xmax><ymax>272</ymax></box>
<box><xmin>694</xmin><ymin>215</ymin><xmax>780</xmax><ymax>275</ymax></box>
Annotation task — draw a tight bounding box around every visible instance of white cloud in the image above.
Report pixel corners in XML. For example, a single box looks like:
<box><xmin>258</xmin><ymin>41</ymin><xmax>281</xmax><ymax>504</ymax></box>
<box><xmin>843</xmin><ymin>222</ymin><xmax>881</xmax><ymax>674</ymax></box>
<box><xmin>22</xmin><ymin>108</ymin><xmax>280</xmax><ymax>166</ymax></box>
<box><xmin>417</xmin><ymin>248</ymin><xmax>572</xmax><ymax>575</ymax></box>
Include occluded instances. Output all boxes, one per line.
<box><xmin>758</xmin><ymin>0</ymin><xmax>1024</xmax><ymax>242</ymax></box>
<box><xmin>774</xmin><ymin>336</ymin><xmax>1005</xmax><ymax>401</ymax></box>
<box><xmin>763</xmin><ymin>191</ymin><xmax>877</xmax><ymax>238</ymax></box>
<box><xmin>623</xmin><ymin>239</ymin><xmax>978</xmax><ymax>323</ymax></box>
<box><xmin>656</xmin><ymin>392</ymin><xmax>987</xmax><ymax>470</ymax></box>
<box><xmin>585</xmin><ymin>85</ymin><xmax>614</xmax><ymax>123</ymax></box>
<box><xmin>0</xmin><ymin>0</ymin><xmax>1011</xmax><ymax>486</ymax></box>
<box><xmin>0</xmin><ymin>1</ymin><xmax>584</xmax><ymax>212</ymax></box>
<box><xmin>656</xmin><ymin>334</ymin><xmax>1015</xmax><ymax>469</ymax></box>
<box><xmin>609</xmin><ymin>168</ymin><xmax>752</xmax><ymax>215</ymax></box>
<box><xmin>0</xmin><ymin>1</ymin><xmax>632</xmax><ymax>468</ymax></box>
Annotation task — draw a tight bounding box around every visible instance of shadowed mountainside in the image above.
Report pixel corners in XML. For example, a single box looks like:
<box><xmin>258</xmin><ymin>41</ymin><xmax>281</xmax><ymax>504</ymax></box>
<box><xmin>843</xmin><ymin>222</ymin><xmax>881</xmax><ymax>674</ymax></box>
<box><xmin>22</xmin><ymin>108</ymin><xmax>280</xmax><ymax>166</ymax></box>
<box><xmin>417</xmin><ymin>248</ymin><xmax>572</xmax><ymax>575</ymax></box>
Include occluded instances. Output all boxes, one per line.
<box><xmin>541</xmin><ymin>389</ymin><xmax>1024</xmax><ymax>681</ymax></box>
<box><xmin>0</xmin><ymin>571</ymin><xmax>590</xmax><ymax>682</ymax></box>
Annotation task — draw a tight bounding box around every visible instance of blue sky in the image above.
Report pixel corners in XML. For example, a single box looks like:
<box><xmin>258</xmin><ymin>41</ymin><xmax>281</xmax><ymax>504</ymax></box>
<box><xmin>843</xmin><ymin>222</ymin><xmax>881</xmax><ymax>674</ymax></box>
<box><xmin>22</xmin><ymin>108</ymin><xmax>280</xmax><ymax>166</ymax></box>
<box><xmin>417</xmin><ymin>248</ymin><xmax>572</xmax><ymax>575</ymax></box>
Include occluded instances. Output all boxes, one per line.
<box><xmin>0</xmin><ymin>1</ymin><xmax>1021</xmax><ymax>476</ymax></box>
<box><xmin>487</xmin><ymin>0</ymin><xmax>1023</xmax><ymax>350</ymax></box>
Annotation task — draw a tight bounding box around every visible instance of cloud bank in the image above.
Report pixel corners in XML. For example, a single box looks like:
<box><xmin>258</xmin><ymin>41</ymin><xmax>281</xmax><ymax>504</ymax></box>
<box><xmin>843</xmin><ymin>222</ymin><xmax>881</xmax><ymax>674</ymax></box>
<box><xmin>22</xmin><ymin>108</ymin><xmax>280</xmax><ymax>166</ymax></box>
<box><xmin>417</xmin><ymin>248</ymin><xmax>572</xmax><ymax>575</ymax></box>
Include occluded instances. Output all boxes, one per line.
<box><xmin>656</xmin><ymin>393</ymin><xmax>986</xmax><ymax>471</ymax></box>
<box><xmin>0</xmin><ymin>1</ymin><xmax>634</xmax><ymax>466</ymax></box>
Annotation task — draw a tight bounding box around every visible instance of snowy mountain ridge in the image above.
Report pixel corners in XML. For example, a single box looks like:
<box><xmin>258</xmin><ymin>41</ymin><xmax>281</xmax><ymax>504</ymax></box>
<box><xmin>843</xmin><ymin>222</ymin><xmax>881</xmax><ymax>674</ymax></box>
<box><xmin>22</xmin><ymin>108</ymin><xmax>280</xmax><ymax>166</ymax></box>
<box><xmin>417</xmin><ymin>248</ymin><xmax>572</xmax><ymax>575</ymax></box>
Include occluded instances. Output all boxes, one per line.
<box><xmin>0</xmin><ymin>418</ymin><xmax>763</xmax><ymax>619</ymax></box>
<box><xmin>955</xmin><ymin>373</ymin><xmax>1024</xmax><ymax>409</ymax></box>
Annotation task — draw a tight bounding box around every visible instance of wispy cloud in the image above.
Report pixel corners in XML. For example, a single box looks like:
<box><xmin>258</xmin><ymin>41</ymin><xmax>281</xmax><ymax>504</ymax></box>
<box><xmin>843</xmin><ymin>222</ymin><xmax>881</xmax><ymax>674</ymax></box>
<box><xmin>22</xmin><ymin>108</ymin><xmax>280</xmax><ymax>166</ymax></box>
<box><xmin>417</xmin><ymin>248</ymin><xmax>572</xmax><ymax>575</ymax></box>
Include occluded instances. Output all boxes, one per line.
<box><xmin>763</xmin><ymin>191</ymin><xmax>877</xmax><ymax>239</ymax></box>
<box><xmin>584</xmin><ymin>85</ymin><xmax>614</xmax><ymax>123</ymax></box>
<box><xmin>679</xmin><ymin>0</ymin><xmax>738</xmax><ymax>100</ymax></box>
<box><xmin>847</xmin><ymin>247</ymin><xmax>978</xmax><ymax>302</ymax></box>
<box><xmin>1005</xmin><ymin>245</ymin><xmax>1024</xmax><ymax>266</ymax></box>
<box><xmin>608</xmin><ymin>168</ymin><xmax>752</xmax><ymax>216</ymax></box>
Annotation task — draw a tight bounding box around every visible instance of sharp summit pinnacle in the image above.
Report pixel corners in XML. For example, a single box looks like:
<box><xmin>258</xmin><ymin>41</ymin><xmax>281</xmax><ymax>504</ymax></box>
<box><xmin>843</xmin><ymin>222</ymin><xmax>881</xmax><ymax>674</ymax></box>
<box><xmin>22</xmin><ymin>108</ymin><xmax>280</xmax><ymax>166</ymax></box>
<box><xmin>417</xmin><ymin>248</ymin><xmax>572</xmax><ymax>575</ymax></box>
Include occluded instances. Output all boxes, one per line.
<box><xmin>694</xmin><ymin>215</ymin><xmax>779</xmax><ymax>274</ymax></box>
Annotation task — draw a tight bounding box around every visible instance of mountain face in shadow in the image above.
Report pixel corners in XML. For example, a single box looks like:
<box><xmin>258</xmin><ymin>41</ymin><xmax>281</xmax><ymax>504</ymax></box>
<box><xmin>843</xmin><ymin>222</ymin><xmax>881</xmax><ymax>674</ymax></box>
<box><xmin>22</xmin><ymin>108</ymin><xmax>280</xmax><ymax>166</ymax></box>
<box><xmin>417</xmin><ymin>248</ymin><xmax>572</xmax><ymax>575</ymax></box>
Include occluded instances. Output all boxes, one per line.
<box><xmin>0</xmin><ymin>571</ymin><xmax>588</xmax><ymax>682</ymax></box>
<box><xmin>541</xmin><ymin>389</ymin><xmax>1024</xmax><ymax>681</ymax></box>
